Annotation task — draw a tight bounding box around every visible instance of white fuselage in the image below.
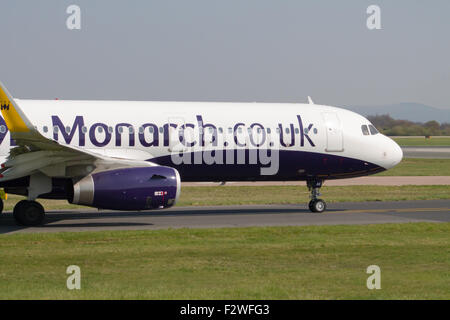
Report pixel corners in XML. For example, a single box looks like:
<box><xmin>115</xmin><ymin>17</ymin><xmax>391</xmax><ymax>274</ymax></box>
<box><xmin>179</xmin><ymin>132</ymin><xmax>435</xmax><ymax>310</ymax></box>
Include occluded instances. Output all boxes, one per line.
<box><xmin>0</xmin><ymin>99</ymin><xmax>402</xmax><ymax>181</ymax></box>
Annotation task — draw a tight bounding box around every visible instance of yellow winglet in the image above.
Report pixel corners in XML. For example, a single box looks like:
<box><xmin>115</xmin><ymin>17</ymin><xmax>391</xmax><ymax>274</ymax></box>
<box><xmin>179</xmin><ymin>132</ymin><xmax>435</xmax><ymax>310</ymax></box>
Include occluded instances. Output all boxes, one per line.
<box><xmin>0</xmin><ymin>81</ymin><xmax>30</xmax><ymax>132</ymax></box>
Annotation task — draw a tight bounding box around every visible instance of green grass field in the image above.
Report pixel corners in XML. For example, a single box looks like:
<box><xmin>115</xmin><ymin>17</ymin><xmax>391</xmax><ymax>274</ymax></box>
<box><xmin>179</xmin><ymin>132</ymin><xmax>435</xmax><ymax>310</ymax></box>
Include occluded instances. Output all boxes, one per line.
<box><xmin>0</xmin><ymin>223</ymin><xmax>448</xmax><ymax>299</ymax></box>
<box><xmin>2</xmin><ymin>185</ymin><xmax>450</xmax><ymax>210</ymax></box>
<box><xmin>177</xmin><ymin>185</ymin><xmax>450</xmax><ymax>206</ymax></box>
<box><xmin>393</xmin><ymin>137</ymin><xmax>450</xmax><ymax>146</ymax></box>
<box><xmin>375</xmin><ymin>158</ymin><xmax>450</xmax><ymax>176</ymax></box>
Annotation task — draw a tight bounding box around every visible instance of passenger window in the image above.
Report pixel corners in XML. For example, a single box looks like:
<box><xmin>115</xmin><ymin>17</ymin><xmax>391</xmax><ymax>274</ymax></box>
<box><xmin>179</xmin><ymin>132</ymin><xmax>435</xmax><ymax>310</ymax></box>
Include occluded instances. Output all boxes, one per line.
<box><xmin>369</xmin><ymin>125</ymin><xmax>379</xmax><ymax>135</ymax></box>
<box><xmin>361</xmin><ymin>125</ymin><xmax>369</xmax><ymax>136</ymax></box>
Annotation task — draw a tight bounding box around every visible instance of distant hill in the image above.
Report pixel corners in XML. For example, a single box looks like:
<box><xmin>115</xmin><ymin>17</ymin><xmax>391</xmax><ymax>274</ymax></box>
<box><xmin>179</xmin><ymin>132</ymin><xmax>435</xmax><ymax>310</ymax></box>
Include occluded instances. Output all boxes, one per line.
<box><xmin>344</xmin><ymin>103</ymin><xmax>450</xmax><ymax>123</ymax></box>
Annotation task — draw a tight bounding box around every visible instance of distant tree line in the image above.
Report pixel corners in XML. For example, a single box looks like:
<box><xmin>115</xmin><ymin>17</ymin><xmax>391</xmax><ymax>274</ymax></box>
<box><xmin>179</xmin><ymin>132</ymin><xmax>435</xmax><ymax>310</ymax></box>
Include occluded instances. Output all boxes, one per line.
<box><xmin>367</xmin><ymin>114</ymin><xmax>450</xmax><ymax>136</ymax></box>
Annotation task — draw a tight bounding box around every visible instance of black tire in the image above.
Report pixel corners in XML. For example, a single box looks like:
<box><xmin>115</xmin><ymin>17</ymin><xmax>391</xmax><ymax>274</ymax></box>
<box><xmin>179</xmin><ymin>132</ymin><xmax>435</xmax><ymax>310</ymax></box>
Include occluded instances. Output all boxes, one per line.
<box><xmin>13</xmin><ymin>200</ymin><xmax>45</xmax><ymax>226</ymax></box>
<box><xmin>310</xmin><ymin>199</ymin><xmax>326</xmax><ymax>213</ymax></box>
<box><xmin>308</xmin><ymin>200</ymin><xmax>314</xmax><ymax>212</ymax></box>
<box><xmin>0</xmin><ymin>199</ymin><xmax>3</xmax><ymax>214</ymax></box>
<box><xmin>13</xmin><ymin>200</ymin><xmax>28</xmax><ymax>225</ymax></box>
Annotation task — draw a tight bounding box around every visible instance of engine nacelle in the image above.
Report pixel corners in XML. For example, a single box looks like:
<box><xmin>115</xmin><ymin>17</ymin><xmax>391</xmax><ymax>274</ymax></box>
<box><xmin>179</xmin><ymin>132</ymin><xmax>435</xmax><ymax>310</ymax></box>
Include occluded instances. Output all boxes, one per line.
<box><xmin>70</xmin><ymin>166</ymin><xmax>181</xmax><ymax>210</ymax></box>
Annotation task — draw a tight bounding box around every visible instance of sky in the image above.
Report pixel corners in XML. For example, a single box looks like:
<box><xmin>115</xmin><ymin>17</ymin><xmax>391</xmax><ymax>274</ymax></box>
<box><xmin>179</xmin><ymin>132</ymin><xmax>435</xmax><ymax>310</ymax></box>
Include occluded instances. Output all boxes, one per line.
<box><xmin>0</xmin><ymin>0</ymin><xmax>449</xmax><ymax>109</ymax></box>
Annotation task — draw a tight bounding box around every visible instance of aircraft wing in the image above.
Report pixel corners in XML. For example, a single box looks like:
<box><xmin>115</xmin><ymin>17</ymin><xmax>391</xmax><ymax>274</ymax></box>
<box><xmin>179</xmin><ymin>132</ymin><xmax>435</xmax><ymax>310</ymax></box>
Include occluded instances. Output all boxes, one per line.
<box><xmin>0</xmin><ymin>81</ymin><xmax>154</xmax><ymax>182</ymax></box>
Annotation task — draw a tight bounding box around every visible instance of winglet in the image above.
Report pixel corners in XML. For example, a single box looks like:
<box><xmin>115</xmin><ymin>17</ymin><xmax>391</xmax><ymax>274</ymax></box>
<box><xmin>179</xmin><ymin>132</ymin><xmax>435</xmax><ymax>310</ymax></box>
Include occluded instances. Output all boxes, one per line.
<box><xmin>307</xmin><ymin>96</ymin><xmax>314</xmax><ymax>105</ymax></box>
<box><xmin>0</xmin><ymin>81</ymin><xmax>33</xmax><ymax>132</ymax></box>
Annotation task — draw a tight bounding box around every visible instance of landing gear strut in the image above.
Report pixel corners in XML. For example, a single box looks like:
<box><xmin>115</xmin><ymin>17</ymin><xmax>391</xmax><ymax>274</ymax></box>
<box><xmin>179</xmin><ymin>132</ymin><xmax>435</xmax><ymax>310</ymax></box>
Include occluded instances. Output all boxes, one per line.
<box><xmin>307</xmin><ymin>178</ymin><xmax>326</xmax><ymax>213</ymax></box>
<box><xmin>13</xmin><ymin>200</ymin><xmax>45</xmax><ymax>226</ymax></box>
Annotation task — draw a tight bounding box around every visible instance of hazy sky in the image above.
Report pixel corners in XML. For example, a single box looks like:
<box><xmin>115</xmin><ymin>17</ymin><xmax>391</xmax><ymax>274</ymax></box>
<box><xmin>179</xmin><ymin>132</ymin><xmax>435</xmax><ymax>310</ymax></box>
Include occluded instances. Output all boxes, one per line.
<box><xmin>0</xmin><ymin>0</ymin><xmax>449</xmax><ymax>109</ymax></box>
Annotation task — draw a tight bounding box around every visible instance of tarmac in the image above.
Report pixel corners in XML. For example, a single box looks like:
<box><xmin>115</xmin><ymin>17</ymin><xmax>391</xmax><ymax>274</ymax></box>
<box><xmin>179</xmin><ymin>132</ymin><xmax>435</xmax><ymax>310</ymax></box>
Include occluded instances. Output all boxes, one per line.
<box><xmin>0</xmin><ymin>200</ymin><xmax>448</xmax><ymax>234</ymax></box>
<box><xmin>402</xmin><ymin>146</ymin><xmax>450</xmax><ymax>158</ymax></box>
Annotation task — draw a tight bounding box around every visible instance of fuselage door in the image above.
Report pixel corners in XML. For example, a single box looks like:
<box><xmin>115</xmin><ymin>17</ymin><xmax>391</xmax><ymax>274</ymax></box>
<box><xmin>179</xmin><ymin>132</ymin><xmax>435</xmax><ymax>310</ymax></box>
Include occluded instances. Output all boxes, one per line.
<box><xmin>322</xmin><ymin>112</ymin><xmax>344</xmax><ymax>152</ymax></box>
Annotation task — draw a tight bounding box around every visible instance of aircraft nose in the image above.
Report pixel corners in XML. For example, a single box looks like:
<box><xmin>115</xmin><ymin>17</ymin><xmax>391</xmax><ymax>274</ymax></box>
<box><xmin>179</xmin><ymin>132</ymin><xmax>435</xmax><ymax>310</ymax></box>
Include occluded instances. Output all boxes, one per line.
<box><xmin>389</xmin><ymin>139</ymin><xmax>403</xmax><ymax>168</ymax></box>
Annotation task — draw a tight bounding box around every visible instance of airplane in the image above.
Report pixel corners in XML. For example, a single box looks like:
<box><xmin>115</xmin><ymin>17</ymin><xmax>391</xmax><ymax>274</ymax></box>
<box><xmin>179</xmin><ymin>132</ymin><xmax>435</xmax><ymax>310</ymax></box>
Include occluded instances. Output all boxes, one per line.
<box><xmin>0</xmin><ymin>81</ymin><xmax>403</xmax><ymax>226</ymax></box>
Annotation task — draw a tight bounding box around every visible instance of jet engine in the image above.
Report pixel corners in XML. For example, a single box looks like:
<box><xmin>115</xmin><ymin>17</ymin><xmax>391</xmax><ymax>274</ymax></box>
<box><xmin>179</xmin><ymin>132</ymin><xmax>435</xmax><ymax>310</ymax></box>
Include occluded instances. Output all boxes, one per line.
<box><xmin>70</xmin><ymin>166</ymin><xmax>180</xmax><ymax>210</ymax></box>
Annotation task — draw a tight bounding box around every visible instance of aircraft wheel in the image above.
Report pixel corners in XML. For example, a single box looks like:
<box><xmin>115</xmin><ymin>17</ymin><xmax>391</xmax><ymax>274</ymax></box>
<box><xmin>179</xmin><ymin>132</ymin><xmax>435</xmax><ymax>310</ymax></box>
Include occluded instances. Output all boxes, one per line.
<box><xmin>0</xmin><ymin>199</ymin><xmax>3</xmax><ymax>214</ymax></box>
<box><xmin>13</xmin><ymin>200</ymin><xmax>45</xmax><ymax>226</ymax></box>
<box><xmin>309</xmin><ymin>199</ymin><xmax>326</xmax><ymax>213</ymax></box>
<box><xmin>308</xmin><ymin>200</ymin><xmax>314</xmax><ymax>211</ymax></box>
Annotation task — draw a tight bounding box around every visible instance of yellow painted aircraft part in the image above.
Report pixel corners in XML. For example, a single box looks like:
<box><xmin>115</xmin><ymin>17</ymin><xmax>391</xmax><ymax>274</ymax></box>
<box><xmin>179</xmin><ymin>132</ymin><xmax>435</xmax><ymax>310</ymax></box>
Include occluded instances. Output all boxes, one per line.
<box><xmin>0</xmin><ymin>86</ymin><xmax>29</xmax><ymax>132</ymax></box>
<box><xmin>0</xmin><ymin>189</ymin><xmax>7</xmax><ymax>200</ymax></box>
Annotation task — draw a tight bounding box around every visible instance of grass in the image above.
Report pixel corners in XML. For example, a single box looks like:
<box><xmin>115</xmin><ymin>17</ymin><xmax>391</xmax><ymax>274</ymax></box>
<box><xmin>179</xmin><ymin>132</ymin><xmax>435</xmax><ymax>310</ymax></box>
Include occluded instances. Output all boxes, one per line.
<box><xmin>177</xmin><ymin>185</ymin><xmax>450</xmax><ymax>206</ymax></box>
<box><xmin>393</xmin><ymin>137</ymin><xmax>450</xmax><ymax>146</ymax></box>
<box><xmin>0</xmin><ymin>223</ymin><xmax>448</xmax><ymax>299</ymax></box>
<box><xmin>2</xmin><ymin>185</ymin><xmax>449</xmax><ymax>210</ymax></box>
<box><xmin>179</xmin><ymin>185</ymin><xmax>450</xmax><ymax>206</ymax></box>
<box><xmin>375</xmin><ymin>158</ymin><xmax>450</xmax><ymax>176</ymax></box>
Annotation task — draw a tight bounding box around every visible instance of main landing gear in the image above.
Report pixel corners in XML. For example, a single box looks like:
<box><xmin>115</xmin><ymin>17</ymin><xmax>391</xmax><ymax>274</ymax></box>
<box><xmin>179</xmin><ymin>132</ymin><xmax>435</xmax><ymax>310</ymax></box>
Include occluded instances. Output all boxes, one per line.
<box><xmin>307</xmin><ymin>178</ymin><xmax>327</xmax><ymax>213</ymax></box>
<box><xmin>13</xmin><ymin>200</ymin><xmax>45</xmax><ymax>226</ymax></box>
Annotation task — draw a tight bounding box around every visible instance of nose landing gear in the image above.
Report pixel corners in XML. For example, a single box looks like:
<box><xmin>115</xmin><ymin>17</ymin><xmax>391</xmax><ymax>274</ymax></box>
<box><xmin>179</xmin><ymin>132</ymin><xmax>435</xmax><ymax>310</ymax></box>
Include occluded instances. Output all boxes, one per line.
<box><xmin>307</xmin><ymin>178</ymin><xmax>327</xmax><ymax>213</ymax></box>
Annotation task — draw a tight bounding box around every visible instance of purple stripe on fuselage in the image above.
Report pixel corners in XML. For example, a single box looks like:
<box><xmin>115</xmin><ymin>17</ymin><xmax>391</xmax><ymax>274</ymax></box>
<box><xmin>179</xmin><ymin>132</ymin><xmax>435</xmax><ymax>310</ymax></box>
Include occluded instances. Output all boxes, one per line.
<box><xmin>150</xmin><ymin>149</ymin><xmax>385</xmax><ymax>182</ymax></box>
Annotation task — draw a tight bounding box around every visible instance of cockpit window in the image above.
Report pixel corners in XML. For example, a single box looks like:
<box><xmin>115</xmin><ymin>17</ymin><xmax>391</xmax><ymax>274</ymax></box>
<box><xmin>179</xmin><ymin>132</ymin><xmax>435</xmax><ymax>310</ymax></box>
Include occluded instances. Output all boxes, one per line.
<box><xmin>368</xmin><ymin>125</ymin><xmax>379</xmax><ymax>135</ymax></box>
<box><xmin>361</xmin><ymin>125</ymin><xmax>369</xmax><ymax>136</ymax></box>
